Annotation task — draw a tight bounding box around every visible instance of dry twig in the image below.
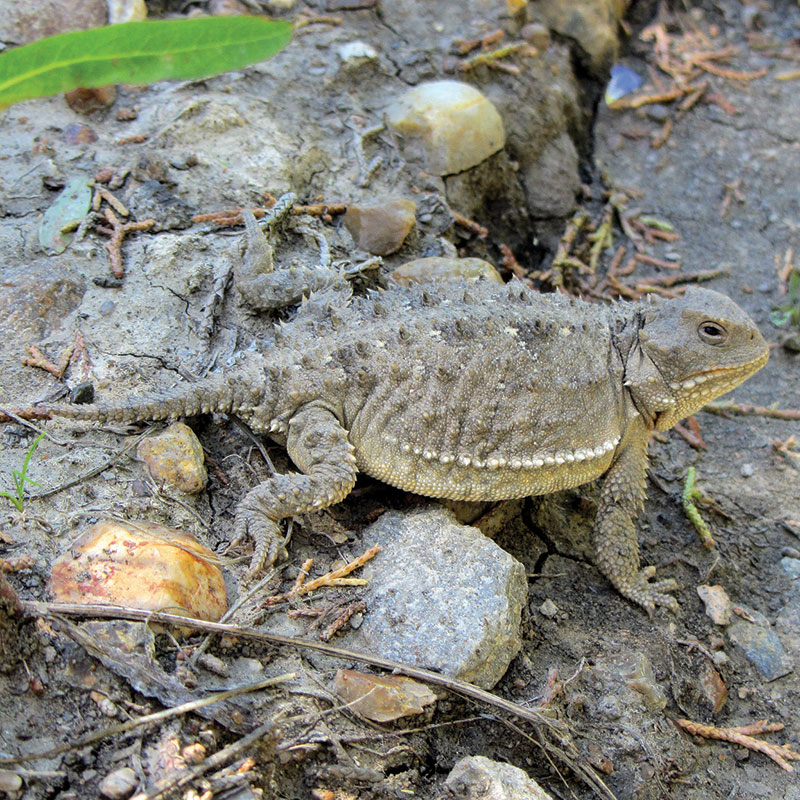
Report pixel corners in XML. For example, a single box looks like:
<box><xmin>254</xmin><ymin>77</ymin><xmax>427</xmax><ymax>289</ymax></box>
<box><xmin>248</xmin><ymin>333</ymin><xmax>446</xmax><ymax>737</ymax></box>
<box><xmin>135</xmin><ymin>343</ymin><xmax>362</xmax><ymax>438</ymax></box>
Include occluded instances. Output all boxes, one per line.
<box><xmin>676</xmin><ymin>718</ymin><xmax>800</xmax><ymax>772</ymax></box>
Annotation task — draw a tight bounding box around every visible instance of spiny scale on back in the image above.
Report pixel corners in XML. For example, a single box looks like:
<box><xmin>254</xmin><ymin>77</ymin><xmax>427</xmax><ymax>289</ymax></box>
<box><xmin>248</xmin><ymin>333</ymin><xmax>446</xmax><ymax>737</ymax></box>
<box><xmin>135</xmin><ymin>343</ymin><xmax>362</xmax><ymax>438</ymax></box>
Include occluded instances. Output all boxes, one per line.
<box><xmin>42</xmin><ymin>222</ymin><xmax>769</xmax><ymax>614</ymax></box>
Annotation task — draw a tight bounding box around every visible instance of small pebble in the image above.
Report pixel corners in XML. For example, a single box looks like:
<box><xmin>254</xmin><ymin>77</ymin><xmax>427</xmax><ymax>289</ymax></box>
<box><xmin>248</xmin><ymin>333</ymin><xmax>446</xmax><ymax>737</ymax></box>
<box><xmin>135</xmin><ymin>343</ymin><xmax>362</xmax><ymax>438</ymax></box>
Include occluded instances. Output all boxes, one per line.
<box><xmin>739</xmin><ymin>463</ymin><xmax>754</xmax><ymax>478</ymax></box>
<box><xmin>136</xmin><ymin>422</ymin><xmax>208</xmax><ymax>494</ymax></box>
<box><xmin>99</xmin><ymin>300</ymin><xmax>116</xmax><ymax>316</ymax></box>
<box><xmin>521</xmin><ymin>22</ymin><xmax>550</xmax><ymax>50</ymax></box>
<box><xmin>538</xmin><ymin>598</ymin><xmax>558</xmax><ymax>618</ymax></box>
<box><xmin>713</xmin><ymin>650</ymin><xmax>729</xmax><ymax>667</ymax></box>
<box><xmin>781</xmin><ymin>332</ymin><xmax>800</xmax><ymax>353</ymax></box>
<box><xmin>69</xmin><ymin>382</ymin><xmax>95</xmax><ymax>405</ymax></box>
<box><xmin>344</xmin><ymin>199</ymin><xmax>416</xmax><ymax>255</ymax></box>
<box><xmin>0</xmin><ymin>771</ymin><xmax>22</xmax><ymax>793</ymax></box>
<box><xmin>349</xmin><ymin>611</ymin><xmax>364</xmax><ymax>629</ymax></box>
<box><xmin>645</xmin><ymin>103</ymin><xmax>670</xmax><ymax>123</ymax></box>
<box><xmin>64</xmin><ymin>86</ymin><xmax>116</xmax><ymax>114</ymax></box>
<box><xmin>337</xmin><ymin>40</ymin><xmax>378</xmax><ymax>66</ymax></box>
<box><xmin>780</xmin><ymin>557</ymin><xmax>800</xmax><ymax>580</ymax></box>
<box><xmin>99</xmin><ymin>766</ymin><xmax>138</xmax><ymax>800</ymax></box>
<box><xmin>697</xmin><ymin>584</ymin><xmax>733</xmax><ymax>626</ymax></box>
<box><xmin>169</xmin><ymin>153</ymin><xmax>198</xmax><ymax>170</ymax></box>
<box><xmin>61</xmin><ymin>123</ymin><xmax>98</xmax><ymax>146</ymax></box>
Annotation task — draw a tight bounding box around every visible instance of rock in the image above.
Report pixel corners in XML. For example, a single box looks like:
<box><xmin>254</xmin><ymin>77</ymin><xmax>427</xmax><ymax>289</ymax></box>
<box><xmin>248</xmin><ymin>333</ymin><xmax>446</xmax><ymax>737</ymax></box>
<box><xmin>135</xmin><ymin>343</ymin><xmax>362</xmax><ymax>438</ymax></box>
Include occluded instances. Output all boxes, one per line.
<box><xmin>348</xmin><ymin>507</ymin><xmax>526</xmax><ymax>689</ymax></box>
<box><xmin>728</xmin><ymin>608</ymin><xmax>793</xmax><ymax>681</ymax></box>
<box><xmin>389</xmin><ymin>256</ymin><xmax>503</xmax><ymax>286</ymax></box>
<box><xmin>532</xmin><ymin>0</ymin><xmax>626</xmax><ymax>75</ymax></box>
<box><xmin>0</xmin><ymin>770</ymin><xmax>22</xmax><ymax>794</ymax></box>
<box><xmin>698</xmin><ymin>662</ymin><xmax>728</xmax><ymax>713</ymax></box>
<box><xmin>137</xmin><ymin>422</ymin><xmax>208</xmax><ymax>495</ymax></box>
<box><xmin>69</xmin><ymin>381</ymin><xmax>95</xmax><ymax>405</ymax></box>
<box><xmin>697</xmin><ymin>584</ymin><xmax>733</xmax><ymax>625</ymax></box>
<box><xmin>64</xmin><ymin>86</ymin><xmax>117</xmax><ymax>114</ymax></box>
<box><xmin>780</xmin><ymin>332</ymin><xmax>800</xmax><ymax>353</ymax></box>
<box><xmin>739</xmin><ymin>462</ymin><xmax>754</xmax><ymax>477</ymax></box>
<box><xmin>343</xmin><ymin>199</ymin><xmax>416</xmax><ymax>255</ymax></box>
<box><xmin>780</xmin><ymin>556</ymin><xmax>800</xmax><ymax>588</ymax></box>
<box><xmin>386</xmin><ymin>81</ymin><xmax>506</xmax><ymax>176</ymax></box>
<box><xmin>333</xmin><ymin>669</ymin><xmax>437</xmax><ymax>721</ymax></box>
<box><xmin>444</xmin><ymin>755</ymin><xmax>555</xmax><ymax>800</ymax></box>
<box><xmin>538</xmin><ymin>598</ymin><xmax>558</xmax><ymax>618</ymax></box>
<box><xmin>521</xmin><ymin>22</ymin><xmax>551</xmax><ymax>51</ymax></box>
<box><xmin>99</xmin><ymin>766</ymin><xmax>138</xmax><ymax>799</ymax></box>
<box><xmin>644</xmin><ymin>103</ymin><xmax>670</xmax><ymax>123</ymax></box>
<box><xmin>107</xmin><ymin>0</ymin><xmax>148</xmax><ymax>22</ymax></box>
<box><xmin>337</xmin><ymin>40</ymin><xmax>379</xmax><ymax>67</ymax></box>
<box><xmin>520</xmin><ymin>132</ymin><xmax>580</xmax><ymax>218</ymax></box>
<box><xmin>48</xmin><ymin>520</ymin><xmax>227</xmax><ymax>622</ymax></box>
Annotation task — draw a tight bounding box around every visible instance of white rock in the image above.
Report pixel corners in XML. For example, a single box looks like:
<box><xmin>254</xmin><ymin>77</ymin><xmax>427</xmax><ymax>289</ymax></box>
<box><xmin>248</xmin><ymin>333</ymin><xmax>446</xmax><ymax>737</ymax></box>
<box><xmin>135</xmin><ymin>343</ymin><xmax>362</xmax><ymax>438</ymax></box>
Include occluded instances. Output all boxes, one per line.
<box><xmin>99</xmin><ymin>767</ymin><xmax>138</xmax><ymax>800</ymax></box>
<box><xmin>337</xmin><ymin>40</ymin><xmax>378</xmax><ymax>65</ymax></box>
<box><xmin>538</xmin><ymin>598</ymin><xmax>559</xmax><ymax>618</ymax></box>
<box><xmin>386</xmin><ymin>80</ymin><xmax>505</xmax><ymax>175</ymax></box>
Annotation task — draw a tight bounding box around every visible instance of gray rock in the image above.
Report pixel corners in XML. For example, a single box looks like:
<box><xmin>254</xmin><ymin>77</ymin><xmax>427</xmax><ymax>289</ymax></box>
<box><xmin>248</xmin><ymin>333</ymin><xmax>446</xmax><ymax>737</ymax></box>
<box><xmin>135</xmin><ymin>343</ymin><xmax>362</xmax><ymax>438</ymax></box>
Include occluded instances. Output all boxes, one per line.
<box><xmin>521</xmin><ymin>132</ymin><xmax>581</xmax><ymax>219</ymax></box>
<box><xmin>728</xmin><ymin>608</ymin><xmax>793</xmax><ymax>681</ymax></box>
<box><xmin>780</xmin><ymin>556</ymin><xmax>800</xmax><ymax>584</ymax></box>
<box><xmin>444</xmin><ymin>755</ymin><xmax>554</xmax><ymax>800</ymax></box>
<box><xmin>349</xmin><ymin>507</ymin><xmax>526</xmax><ymax>689</ymax></box>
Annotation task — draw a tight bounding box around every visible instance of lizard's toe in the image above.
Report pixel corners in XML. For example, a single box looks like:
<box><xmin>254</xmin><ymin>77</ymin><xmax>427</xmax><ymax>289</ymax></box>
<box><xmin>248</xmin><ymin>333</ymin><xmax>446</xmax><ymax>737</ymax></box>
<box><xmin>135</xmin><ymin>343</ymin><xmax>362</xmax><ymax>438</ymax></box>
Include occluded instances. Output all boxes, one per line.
<box><xmin>625</xmin><ymin>569</ymin><xmax>680</xmax><ymax>614</ymax></box>
<box><xmin>229</xmin><ymin>505</ymin><xmax>286</xmax><ymax>577</ymax></box>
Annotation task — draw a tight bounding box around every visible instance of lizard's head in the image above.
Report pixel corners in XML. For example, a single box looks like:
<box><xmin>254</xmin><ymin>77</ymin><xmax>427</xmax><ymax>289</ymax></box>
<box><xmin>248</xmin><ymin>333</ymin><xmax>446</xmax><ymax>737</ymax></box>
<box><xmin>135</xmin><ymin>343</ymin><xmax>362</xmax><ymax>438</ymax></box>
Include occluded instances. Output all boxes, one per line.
<box><xmin>636</xmin><ymin>287</ymin><xmax>769</xmax><ymax>430</ymax></box>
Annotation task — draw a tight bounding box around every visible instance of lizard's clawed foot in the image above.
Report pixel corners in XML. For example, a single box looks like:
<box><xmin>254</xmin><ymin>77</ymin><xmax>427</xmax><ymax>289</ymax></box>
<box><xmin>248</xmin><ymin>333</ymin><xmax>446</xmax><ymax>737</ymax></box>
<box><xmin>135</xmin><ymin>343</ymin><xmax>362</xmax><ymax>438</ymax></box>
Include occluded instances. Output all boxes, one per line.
<box><xmin>619</xmin><ymin>566</ymin><xmax>679</xmax><ymax>615</ymax></box>
<box><xmin>229</xmin><ymin>501</ymin><xmax>287</xmax><ymax>577</ymax></box>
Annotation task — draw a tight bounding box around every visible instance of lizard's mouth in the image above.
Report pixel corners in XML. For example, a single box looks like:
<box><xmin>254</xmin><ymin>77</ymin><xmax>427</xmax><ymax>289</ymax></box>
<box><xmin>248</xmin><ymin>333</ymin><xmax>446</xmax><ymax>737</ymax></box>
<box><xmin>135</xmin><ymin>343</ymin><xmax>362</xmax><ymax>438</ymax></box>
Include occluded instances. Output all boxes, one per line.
<box><xmin>668</xmin><ymin>348</ymin><xmax>770</xmax><ymax>394</ymax></box>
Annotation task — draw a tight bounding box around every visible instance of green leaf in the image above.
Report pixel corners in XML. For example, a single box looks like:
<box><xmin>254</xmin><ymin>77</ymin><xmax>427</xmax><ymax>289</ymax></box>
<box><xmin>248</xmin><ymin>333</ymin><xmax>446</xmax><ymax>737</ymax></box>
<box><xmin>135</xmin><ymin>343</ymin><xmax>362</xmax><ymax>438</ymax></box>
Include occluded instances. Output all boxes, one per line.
<box><xmin>39</xmin><ymin>176</ymin><xmax>93</xmax><ymax>254</ymax></box>
<box><xmin>0</xmin><ymin>16</ymin><xmax>292</xmax><ymax>110</ymax></box>
<box><xmin>770</xmin><ymin>307</ymin><xmax>793</xmax><ymax>327</ymax></box>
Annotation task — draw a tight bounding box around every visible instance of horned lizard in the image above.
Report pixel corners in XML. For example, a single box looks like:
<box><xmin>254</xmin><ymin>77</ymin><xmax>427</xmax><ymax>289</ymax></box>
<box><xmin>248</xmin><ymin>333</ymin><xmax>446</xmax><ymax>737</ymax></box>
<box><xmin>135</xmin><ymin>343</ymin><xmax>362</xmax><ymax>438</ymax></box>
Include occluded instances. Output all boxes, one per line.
<box><xmin>42</xmin><ymin>212</ymin><xmax>769</xmax><ymax>613</ymax></box>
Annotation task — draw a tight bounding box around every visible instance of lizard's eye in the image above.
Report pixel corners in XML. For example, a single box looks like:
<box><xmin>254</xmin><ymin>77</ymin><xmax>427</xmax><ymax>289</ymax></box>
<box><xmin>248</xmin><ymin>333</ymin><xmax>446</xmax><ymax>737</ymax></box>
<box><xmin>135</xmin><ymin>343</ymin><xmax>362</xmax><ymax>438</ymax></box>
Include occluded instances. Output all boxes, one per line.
<box><xmin>698</xmin><ymin>320</ymin><xmax>728</xmax><ymax>345</ymax></box>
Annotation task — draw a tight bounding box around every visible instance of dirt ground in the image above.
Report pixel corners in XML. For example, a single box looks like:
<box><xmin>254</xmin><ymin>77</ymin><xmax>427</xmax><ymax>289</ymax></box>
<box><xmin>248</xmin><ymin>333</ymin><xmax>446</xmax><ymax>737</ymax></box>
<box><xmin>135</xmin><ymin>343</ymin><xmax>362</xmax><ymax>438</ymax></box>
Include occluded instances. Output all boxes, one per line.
<box><xmin>1</xmin><ymin>1</ymin><xmax>800</xmax><ymax>799</ymax></box>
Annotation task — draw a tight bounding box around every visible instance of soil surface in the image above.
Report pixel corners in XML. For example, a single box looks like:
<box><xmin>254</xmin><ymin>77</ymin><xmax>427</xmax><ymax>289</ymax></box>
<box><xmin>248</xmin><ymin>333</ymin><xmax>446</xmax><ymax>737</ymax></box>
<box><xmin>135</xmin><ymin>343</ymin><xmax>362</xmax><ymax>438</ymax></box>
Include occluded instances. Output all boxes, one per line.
<box><xmin>1</xmin><ymin>2</ymin><xmax>800</xmax><ymax>800</ymax></box>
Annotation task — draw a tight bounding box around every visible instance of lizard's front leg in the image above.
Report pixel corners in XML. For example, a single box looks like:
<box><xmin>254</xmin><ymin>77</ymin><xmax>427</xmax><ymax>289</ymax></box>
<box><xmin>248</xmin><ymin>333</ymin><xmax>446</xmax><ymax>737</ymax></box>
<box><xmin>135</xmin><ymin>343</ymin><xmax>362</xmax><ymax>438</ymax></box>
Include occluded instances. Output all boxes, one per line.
<box><xmin>593</xmin><ymin>417</ymin><xmax>679</xmax><ymax>614</ymax></box>
<box><xmin>231</xmin><ymin>402</ymin><xmax>358</xmax><ymax>576</ymax></box>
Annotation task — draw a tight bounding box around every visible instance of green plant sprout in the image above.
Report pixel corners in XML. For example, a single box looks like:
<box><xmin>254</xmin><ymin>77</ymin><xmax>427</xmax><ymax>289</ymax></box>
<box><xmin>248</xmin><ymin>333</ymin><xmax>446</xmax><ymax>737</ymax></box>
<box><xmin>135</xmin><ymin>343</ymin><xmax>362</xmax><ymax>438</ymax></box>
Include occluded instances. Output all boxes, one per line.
<box><xmin>771</xmin><ymin>268</ymin><xmax>800</xmax><ymax>328</ymax></box>
<box><xmin>0</xmin><ymin>16</ymin><xmax>292</xmax><ymax>110</ymax></box>
<box><xmin>0</xmin><ymin>432</ymin><xmax>45</xmax><ymax>512</ymax></box>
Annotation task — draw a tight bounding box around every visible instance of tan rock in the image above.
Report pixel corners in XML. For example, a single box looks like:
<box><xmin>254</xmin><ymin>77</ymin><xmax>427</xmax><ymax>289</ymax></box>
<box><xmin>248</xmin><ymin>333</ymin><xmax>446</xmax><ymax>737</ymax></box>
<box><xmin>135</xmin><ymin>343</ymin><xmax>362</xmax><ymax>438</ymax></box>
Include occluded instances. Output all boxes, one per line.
<box><xmin>49</xmin><ymin>520</ymin><xmax>227</xmax><ymax>621</ymax></box>
<box><xmin>389</xmin><ymin>256</ymin><xmax>503</xmax><ymax>286</ymax></box>
<box><xmin>697</xmin><ymin>584</ymin><xmax>733</xmax><ymax>626</ymax></box>
<box><xmin>445</xmin><ymin>755</ymin><xmax>555</xmax><ymax>799</ymax></box>
<box><xmin>137</xmin><ymin>422</ymin><xmax>208</xmax><ymax>494</ymax></box>
<box><xmin>386</xmin><ymin>81</ymin><xmax>505</xmax><ymax>176</ymax></box>
<box><xmin>344</xmin><ymin>199</ymin><xmax>416</xmax><ymax>255</ymax></box>
<box><xmin>333</xmin><ymin>669</ymin><xmax>436</xmax><ymax>721</ymax></box>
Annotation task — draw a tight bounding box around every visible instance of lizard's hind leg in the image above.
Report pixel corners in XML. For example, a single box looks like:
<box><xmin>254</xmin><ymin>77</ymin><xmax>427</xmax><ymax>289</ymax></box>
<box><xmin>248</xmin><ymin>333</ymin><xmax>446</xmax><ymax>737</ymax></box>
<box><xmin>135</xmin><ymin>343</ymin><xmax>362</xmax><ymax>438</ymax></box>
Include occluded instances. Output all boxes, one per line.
<box><xmin>230</xmin><ymin>402</ymin><xmax>358</xmax><ymax>576</ymax></box>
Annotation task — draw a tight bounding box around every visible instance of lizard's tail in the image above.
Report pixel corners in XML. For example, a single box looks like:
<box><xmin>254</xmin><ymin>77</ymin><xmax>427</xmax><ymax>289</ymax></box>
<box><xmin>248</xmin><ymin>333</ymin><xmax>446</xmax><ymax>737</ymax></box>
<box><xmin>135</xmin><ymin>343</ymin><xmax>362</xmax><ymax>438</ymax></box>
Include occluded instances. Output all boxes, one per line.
<box><xmin>44</xmin><ymin>375</ymin><xmax>267</xmax><ymax>427</ymax></box>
